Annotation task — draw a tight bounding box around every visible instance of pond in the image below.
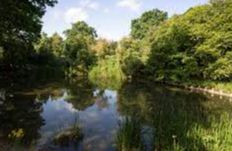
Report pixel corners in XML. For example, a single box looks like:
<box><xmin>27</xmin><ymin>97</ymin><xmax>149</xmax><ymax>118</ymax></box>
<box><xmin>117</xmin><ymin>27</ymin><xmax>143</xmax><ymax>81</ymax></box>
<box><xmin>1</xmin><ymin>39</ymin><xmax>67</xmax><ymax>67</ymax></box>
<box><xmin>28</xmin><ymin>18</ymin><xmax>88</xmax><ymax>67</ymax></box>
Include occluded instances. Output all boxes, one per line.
<box><xmin>0</xmin><ymin>79</ymin><xmax>232</xmax><ymax>151</ymax></box>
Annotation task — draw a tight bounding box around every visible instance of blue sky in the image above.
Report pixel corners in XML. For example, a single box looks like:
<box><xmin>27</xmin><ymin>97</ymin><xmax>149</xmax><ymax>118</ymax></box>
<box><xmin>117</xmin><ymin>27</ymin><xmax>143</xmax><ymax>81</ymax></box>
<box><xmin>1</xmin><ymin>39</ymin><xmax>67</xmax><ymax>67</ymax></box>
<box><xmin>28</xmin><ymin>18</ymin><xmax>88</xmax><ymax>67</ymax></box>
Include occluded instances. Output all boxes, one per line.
<box><xmin>42</xmin><ymin>0</ymin><xmax>208</xmax><ymax>40</ymax></box>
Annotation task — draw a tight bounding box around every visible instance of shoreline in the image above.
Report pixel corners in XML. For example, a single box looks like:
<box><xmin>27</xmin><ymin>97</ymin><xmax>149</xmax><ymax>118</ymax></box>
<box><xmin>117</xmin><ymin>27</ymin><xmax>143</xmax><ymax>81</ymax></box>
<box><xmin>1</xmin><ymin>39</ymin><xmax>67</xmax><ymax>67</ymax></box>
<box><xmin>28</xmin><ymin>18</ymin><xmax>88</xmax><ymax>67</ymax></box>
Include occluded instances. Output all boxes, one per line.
<box><xmin>134</xmin><ymin>78</ymin><xmax>232</xmax><ymax>99</ymax></box>
<box><xmin>163</xmin><ymin>81</ymin><xmax>232</xmax><ymax>99</ymax></box>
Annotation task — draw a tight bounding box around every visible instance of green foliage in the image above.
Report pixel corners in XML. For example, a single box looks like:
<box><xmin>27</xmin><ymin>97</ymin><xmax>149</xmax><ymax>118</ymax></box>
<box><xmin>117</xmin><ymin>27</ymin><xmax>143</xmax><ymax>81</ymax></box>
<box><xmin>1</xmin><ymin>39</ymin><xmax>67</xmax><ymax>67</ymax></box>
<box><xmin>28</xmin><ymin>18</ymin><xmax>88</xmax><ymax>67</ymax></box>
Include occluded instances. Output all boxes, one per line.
<box><xmin>92</xmin><ymin>38</ymin><xmax>117</xmax><ymax>58</ymax></box>
<box><xmin>50</xmin><ymin>33</ymin><xmax>64</xmax><ymax>57</ymax></box>
<box><xmin>131</xmin><ymin>9</ymin><xmax>168</xmax><ymax>39</ymax></box>
<box><xmin>34</xmin><ymin>33</ymin><xmax>53</xmax><ymax>60</ymax></box>
<box><xmin>2</xmin><ymin>0</ymin><xmax>232</xmax><ymax>87</ymax></box>
<box><xmin>187</xmin><ymin>113</ymin><xmax>232</xmax><ymax>151</ymax></box>
<box><xmin>0</xmin><ymin>47</ymin><xmax>3</xmax><ymax>60</ymax></box>
<box><xmin>32</xmin><ymin>23</ymin><xmax>104</xmax><ymax>79</ymax></box>
<box><xmin>206</xmin><ymin>56</ymin><xmax>232</xmax><ymax>81</ymax></box>
<box><xmin>118</xmin><ymin>9</ymin><xmax>168</xmax><ymax>79</ymax></box>
<box><xmin>64</xmin><ymin>21</ymin><xmax>97</xmax><ymax>42</ymax></box>
<box><xmin>89</xmin><ymin>56</ymin><xmax>125</xmax><ymax>89</ymax></box>
<box><xmin>118</xmin><ymin>81</ymin><xmax>232</xmax><ymax>151</ymax></box>
<box><xmin>64</xmin><ymin>21</ymin><xmax>97</xmax><ymax>77</ymax></box>
<box><xmin>121</xmin><ymin>54</ymin><xmax>144</xmax><ymax>78</ymax></box>
<box><xmin>146</xmin><ymin>0</ymin><xmax>232</xmax><ymax>82</ymax></box>
<box><xmin>33</xmin><ymin>33</ymin><xmax>63</xmax><ymax>67</ymax></box>
<box><xmin>116</xmin><ymin>117</ymin><xmax>145</xmax><ymax>151</ymax></box>
<box><xmin>148</xmin><ymin>19</ymin><xmax>196</xmax><ymax>82</ymax></box>
<box><xmin>169</xmin><ymin>112</ymin><xmax>232</xmax><ymax>151</ymax></box>
<box><xmin>117</xmin><ymin>38</ymin><xmax>149</xmax><ymax>78</ymax></box>
<box><xmin>0</xmin><ymin>0</ymin><xmax>57</xmax><ymax>65</ymax></box>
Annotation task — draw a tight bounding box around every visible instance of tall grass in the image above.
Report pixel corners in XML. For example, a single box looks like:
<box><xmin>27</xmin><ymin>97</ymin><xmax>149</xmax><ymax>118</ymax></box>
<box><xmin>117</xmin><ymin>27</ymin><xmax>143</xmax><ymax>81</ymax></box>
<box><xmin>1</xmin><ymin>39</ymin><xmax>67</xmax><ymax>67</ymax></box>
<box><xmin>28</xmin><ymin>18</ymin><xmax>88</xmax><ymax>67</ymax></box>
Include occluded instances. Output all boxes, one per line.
<box><xmin>187</xmin><ymin>113</ymin><xmax>232</xmax><ymax>151</ymax></box>
<box><xmin>163</xmin><ymin>113</ymin><xmax>232</xmax><ymax>151</ymax></box>
<box><xmin>116</xmin><ymin>117</ymin><xmax>145</xmax><ymax>151</ymax></box>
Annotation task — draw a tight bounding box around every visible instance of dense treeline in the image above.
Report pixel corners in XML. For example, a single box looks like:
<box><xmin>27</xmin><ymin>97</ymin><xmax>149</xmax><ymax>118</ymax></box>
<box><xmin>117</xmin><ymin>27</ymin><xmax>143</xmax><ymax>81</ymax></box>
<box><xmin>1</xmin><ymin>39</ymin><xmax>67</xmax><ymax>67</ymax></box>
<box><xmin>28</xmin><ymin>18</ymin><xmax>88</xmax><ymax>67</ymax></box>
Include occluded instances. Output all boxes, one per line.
<box><xmin>90</xmin><ymin>0</ymin><xmax>232</xmax><ymax>88</ymax></box>
<box><xmin>119</xmin><ymin>0</ymin><xmax>232</xmax><ymax>83</ymax></box>
<box><xmin>120</xmin><ymin>0</ymin><xmax>232</xmax><ymax>86</ymax></box>
<box><xmin>0</xmin><ymin>0</ymin><xmax>232</xmax><ymax>88</ymax></box>
<box><xmin>147</xmin><ymin>0</ymin><xmax>232</xmax><ymax>82</ymax></box>
<box><xmin>0</xmin><ymin>0</ymin><xmax>58</xmax><ymax>78</ymax></box>
<box><xmin>0</xmin><ymin>0</ymin><xmax>57</xmax><ymax>66</ymax></box>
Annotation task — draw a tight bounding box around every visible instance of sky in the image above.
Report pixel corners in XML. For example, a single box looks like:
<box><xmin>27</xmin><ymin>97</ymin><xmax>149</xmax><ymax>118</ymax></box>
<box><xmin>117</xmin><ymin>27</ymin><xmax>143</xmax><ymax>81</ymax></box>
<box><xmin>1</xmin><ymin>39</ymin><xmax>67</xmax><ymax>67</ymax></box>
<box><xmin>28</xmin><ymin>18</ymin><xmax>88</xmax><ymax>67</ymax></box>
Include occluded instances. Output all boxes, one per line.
<box><xmin>42</xmin><ymin>0</ymin><xmax>208</xmax><ymax>40</ymax></box>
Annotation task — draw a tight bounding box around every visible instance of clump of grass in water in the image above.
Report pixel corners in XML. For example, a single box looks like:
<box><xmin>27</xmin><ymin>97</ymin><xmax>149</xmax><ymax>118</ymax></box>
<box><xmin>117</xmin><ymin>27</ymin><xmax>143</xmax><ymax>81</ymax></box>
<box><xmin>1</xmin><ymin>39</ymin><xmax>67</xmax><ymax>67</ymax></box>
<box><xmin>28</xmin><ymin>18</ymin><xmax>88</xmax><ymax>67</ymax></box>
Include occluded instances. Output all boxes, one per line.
<box><xmin>116</xmin><ymin>117</ymin><xmax>145</xmax><ymax>151</ymax></box>
<box><xmin>53</xmin><ymin>114</ymin><xmax>83</xmax><ymax>146</ymax></box>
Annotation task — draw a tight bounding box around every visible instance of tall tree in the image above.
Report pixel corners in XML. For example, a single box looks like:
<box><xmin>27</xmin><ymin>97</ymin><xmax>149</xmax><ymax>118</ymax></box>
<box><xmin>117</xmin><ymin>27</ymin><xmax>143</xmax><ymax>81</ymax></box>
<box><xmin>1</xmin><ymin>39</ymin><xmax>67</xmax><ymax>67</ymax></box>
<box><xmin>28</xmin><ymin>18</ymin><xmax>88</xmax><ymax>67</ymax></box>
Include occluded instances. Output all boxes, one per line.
<box><xmin>131</xmin><ymin>9</ymin><xmax>168</xmax><ymax>40</ymax></box>
<box><xmin>64</xmin><ymin>21</ymin><xmax>97</xmax><ymax>75</ymax></box>
<box><xmin>0</xmin><ymin>0</ymin><xmax>57</xmax><ymax>65</ymax></box>
<box><xmin>147</xmin><ymin>0</ymin><xmax>232</xmax><ymax>81</ymax></box>
<box><xmin>50</xmin><ymin>33</ymin><xmax>64</xmax><ymax>57</ymax></box>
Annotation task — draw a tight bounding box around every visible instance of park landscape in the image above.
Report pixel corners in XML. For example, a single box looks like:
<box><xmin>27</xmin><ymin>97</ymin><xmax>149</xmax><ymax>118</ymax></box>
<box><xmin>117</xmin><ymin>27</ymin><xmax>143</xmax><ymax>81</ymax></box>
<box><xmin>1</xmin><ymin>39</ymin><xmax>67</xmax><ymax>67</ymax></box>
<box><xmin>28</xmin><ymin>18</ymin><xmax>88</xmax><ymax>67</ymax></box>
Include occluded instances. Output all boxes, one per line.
<box><xmin>0</xmin><ymin>0</ymin><xmax>232</xmax><ymax>150</ymax></box>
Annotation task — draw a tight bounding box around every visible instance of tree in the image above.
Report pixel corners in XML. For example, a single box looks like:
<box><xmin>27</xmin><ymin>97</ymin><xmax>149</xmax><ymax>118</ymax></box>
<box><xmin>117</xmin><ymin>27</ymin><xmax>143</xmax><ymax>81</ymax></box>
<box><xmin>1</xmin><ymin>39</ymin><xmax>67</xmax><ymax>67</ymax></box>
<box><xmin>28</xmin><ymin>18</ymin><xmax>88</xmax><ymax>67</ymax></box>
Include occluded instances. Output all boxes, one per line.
<box><xmin>92</xmin><ymin>38</ymin><xmax>111</xmax><ymax>58</ymax></box>
<box><xmin>33</xmin><ymin>33</ymin><xmax>55</xmax><ymax>65</ymax></box>
<box><xmin>145</xmin><ymin>0</ymin><xmax>232</xmax><ymax>82</ymax></box>
<box><xmin>64</xmin><ymin>21</ymin><xmax>97</xmax><ymax>76</ymax></box>
<box><xmin>64</xmin><ymin>21</ymin><xmax>97</xmax><ymax>43</ymax></box>
<box><xmin>147</xmin><ymin>19</ymin><xmax>195</xmax><ymax>82</ymax></box>
<box><xmin>50</xmin><ymin>33</ymin><xmax>64</xmax><ymax>57</ymax></box>
<box><xmin>131</xmin><ymin>9</ymin><xmax>168</xmax><ymax>40</ymax></box>
<box><xmin>0</xmin><ymin>0</ymin><xmax>57</xmax><ymax>65</ymax></box>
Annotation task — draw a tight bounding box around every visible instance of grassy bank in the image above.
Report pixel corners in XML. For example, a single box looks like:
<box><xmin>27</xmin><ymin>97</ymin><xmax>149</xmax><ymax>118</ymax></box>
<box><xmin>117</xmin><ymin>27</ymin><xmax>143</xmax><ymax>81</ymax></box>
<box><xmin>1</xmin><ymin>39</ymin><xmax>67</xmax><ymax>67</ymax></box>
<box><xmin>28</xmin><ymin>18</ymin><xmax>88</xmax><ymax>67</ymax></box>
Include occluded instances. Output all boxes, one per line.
<box><xmin>171</xmin><ymin>113</ymin><xmax>232</xmax><ymax>151</ymax></box>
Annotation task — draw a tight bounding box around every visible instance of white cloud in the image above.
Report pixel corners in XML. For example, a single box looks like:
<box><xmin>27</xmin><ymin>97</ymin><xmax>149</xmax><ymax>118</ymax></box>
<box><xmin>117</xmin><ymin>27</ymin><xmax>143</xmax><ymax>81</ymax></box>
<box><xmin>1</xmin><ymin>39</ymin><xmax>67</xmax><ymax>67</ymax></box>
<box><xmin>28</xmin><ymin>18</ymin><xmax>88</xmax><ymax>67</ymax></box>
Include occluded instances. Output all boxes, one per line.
<box><xmin>80</xmin><ymin>0</ymin><xmax>100</xmax><ymax>10</ymax></box>
<box><xmin>58</xmin><ymin>0</ymin><xmax>100</xmax><ymax>25</ymax></box>
<box><xmin>51</xmin><ymin>10</ymin><xmax>62</xmax><ymax>20</ymax></box>
<box><xmin>117</xmin><ymin>0</ymin><xmax>141</xmax><ymax>11</ymax></box>
<box><xmin>103</xmin><ymin>8</ymin><xmax>110</xmax><ymax>13</ymax></box>
<box><xmin>89</xmin><ymin>2</ymin><xmax>100</xmax><ymax>10</ymax></box>
<box><xmin>64</xmin><ymin>8</ymin><xmax>88</xmax><ymax>23</ymax></box>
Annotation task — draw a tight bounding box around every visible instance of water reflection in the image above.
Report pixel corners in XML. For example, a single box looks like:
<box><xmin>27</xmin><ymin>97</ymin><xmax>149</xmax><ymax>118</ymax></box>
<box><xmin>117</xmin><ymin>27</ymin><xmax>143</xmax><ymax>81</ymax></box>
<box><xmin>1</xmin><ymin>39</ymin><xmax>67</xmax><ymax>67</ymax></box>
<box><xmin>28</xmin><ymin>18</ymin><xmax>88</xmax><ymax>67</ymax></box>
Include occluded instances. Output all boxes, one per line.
<box><xmin>38</xmin><ymin>87</ymin><xmax>118</xmax><ymax>151</ymax></box>
<box><xmin>0</xmin><ymin>92</ymin><xmax>44</xmax><ymax>150</ymax></box>
<box><xmin>117</xmin><ymin>81</ymin><xmax>232</xmax><ymax>150</ymax></box>
<box><xmin>0</xmin><ymin>79</ymin><xmax>232</xmax><ymax>151</ymax></box>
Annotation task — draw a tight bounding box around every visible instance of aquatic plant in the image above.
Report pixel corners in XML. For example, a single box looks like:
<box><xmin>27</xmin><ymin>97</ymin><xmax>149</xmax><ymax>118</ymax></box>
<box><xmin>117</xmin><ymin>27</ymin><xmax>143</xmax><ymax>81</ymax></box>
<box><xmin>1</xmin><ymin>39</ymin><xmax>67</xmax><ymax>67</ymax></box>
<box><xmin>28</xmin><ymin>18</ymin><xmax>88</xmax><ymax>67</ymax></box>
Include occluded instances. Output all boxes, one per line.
<box><xmin>186</xmin><ymin>113</ymin><xmax>232</xmax><ymax>151</ymax></box>
<box><xmin>53</xmin><ymin>126</ymin><xmax>83</xmax><ymax>146</ymax></box>
<box><xmin>116</xmin><ymin>117</ymin><xmax>145</xmax><ymax>151</ymax></box>
<box><xmin>153</xmin><ymin>113</ymin><xmax>232</xmax><ymax>151</ymax></box>
<box><xmin>53</xmin><ymin>114</ymin><xmax>83</xmax><ymax>146</ymax></box>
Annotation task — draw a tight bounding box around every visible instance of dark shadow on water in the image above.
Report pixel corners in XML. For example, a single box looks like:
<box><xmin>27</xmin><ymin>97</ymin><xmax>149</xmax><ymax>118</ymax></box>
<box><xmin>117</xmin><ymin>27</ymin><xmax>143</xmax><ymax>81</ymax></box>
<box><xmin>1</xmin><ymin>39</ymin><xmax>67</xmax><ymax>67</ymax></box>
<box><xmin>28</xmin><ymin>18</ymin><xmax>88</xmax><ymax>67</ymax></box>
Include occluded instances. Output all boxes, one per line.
<box><xmin>0</xmin><ymin>93</ymin><xmax>45</xmax><ymax>150</ymax></box>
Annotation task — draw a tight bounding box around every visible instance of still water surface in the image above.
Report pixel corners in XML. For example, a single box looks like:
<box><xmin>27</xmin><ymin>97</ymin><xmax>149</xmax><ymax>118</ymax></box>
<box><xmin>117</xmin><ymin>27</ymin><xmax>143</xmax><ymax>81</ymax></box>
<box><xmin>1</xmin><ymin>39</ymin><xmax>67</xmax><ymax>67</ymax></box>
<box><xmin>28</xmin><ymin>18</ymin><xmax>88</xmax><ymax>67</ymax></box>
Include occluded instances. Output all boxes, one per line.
<box><xmin>0</xmin><ymin>80</ymin><xmax>232</xmax><ymax>150</ymax></box>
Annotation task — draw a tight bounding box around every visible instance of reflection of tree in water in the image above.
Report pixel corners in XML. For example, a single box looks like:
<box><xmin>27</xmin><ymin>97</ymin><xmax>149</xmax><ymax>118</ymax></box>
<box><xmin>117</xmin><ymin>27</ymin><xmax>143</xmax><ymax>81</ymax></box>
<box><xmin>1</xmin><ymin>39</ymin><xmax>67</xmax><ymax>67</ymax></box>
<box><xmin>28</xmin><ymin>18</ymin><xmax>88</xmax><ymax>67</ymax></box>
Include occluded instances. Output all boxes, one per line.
<box><xmin>117</xmin><ymin>81</ymin><xmax>232</xmax><ymax>150</ymax></box>
<box><xmin>64</xmin><ymin>79</ymin><xmax>95</xmax><ymax>111</ymax></box>
<box><xmin>94</xmin><ymin>90</ymin><xmax>109</xmax><ymax>109</ymax></box>
<box><xmin>0</xmin><ymin>92</ymin><xmax>44</xmax><ymax>148</ymax></box>
<box><xmin>0</xmin><ymin>78</ymin><xmax>97</xmax><ymax>150</ymax></box>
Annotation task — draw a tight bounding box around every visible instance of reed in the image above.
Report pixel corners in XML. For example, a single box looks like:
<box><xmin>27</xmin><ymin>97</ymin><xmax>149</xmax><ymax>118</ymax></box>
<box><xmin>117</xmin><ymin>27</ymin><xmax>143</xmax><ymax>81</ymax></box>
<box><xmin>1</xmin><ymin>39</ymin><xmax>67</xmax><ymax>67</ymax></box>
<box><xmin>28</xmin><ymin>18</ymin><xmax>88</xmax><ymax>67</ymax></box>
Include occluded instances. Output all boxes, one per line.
<box><xmin>116</xmin><ymin>117</ymin><xmax>145</xmax><ymax>151</ymax></box>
